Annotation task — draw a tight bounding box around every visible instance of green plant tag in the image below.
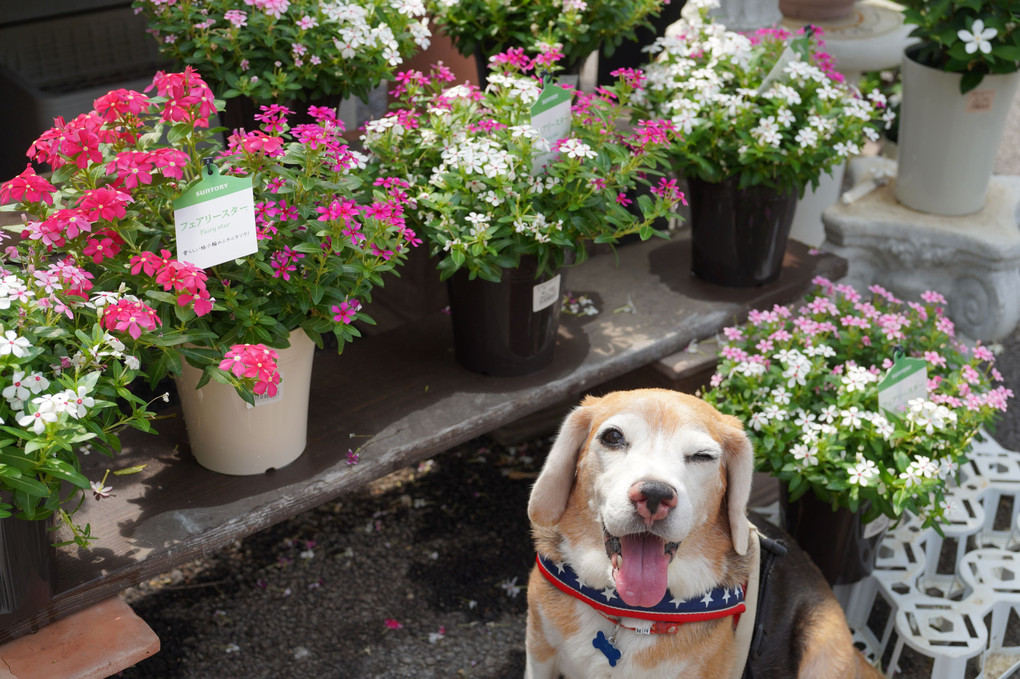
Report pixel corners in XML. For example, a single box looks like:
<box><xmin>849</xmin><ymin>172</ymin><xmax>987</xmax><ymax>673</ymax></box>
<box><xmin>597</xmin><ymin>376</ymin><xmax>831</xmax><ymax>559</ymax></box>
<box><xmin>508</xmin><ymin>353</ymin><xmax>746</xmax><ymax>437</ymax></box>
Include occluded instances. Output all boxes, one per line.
<box><xmin>173</xmin><ymin>164</ymin><xmax>258</xmax><ymax>269</ymax></box>
<box><xmin>530</xmin><ymin>81</ymin><xmax>573</xmax><ymax>174</ymax></box>
<box><xmin>877</xmin><ymin>356</ymin><xmax>928</xmax><ymax>416</ymax></box>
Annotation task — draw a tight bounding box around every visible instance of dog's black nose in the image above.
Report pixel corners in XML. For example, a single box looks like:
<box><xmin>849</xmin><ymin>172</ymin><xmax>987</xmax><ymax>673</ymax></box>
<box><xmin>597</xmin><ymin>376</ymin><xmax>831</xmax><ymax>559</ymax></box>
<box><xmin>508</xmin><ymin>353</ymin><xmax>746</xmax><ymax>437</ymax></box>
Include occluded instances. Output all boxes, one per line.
<box><xmin>629</xmin><ymin>480</ymin><xmax>678</xmax><ymax>521</ymax></box>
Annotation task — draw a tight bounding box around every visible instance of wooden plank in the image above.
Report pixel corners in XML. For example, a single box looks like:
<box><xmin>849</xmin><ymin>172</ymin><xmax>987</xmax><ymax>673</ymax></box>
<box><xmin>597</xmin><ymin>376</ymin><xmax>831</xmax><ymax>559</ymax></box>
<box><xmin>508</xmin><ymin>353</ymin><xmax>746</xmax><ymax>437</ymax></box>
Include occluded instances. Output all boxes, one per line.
<box><xmin>1</xmin><ymin>234</ymin><xmax>845</xmax><ymax>642</ymax></box>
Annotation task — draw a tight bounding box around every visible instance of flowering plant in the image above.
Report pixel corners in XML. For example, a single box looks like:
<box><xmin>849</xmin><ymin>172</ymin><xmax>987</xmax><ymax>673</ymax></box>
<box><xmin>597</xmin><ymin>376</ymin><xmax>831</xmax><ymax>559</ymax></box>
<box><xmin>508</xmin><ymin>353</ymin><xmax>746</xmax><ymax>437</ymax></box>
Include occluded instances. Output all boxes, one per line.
<box><xmin>899</xmin><ymin>0</ymin><xmax>1020</xmax><ymax>93</ymax></box>
<box><xmin>361</xmin><ymin>51</ymin><xmax>684</xmax><ymax>282</ymax></box>
<box><xmin>427</xmin><ymin>0</ymin><xmax>664</xmax><ymax>70</ymax></box>
<box><xmin>1</xmin><ymin>68</ymin><xmax>417</xmax><ymax>400</ymax></box>
<box><xmin>702</xmin><ymin>278</ymin><xmax>1011</xmax><ymax>529</ymax></box>
<box><xmin>634</xmin><ymin>0</ymin><xmax>891</xmax><ymax>197</ymax></box>
<box><xmin>133</xmin><ymin>0</ymin><xmax>431</xmax><ymax>104</ymax></box>
<box><xmin>0</xmin><ymin>259</ymin><xmax>162</xmax><ymax>547</ymax></box>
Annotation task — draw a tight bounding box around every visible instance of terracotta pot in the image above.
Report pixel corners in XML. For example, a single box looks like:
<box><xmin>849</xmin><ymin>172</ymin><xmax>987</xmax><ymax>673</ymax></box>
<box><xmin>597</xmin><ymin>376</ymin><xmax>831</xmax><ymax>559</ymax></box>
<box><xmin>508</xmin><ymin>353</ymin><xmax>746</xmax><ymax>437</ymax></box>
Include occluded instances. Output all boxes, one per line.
<box><xmin>779</xmin><ymin>0</ymin><xmax>856</xmax><ymax>22</ymax></box>
<box><xmin>686</xmin><ymin>176</ymin><xmax>798</xmax><ymax>287</ymax></box>
<box><xmin>174</xmin><ymin>330</ymin><xmax>315</xmax><ymax>475</ymax></box>
<box><xmin>446</xmin><ymin>256</ymin><xmax>564</xmax><ymax>377</ymax></box>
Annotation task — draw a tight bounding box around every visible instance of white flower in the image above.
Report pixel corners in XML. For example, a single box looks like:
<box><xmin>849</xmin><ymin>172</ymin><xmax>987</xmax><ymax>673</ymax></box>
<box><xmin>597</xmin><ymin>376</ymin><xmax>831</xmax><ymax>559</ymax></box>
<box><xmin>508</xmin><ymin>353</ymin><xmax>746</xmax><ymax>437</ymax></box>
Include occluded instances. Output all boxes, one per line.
<box><xmin>18</xmin><ymin>409</ymin><xmax>57</xmax><ymax>435</ymax></box>
<box><xmin>840</xmin><ymin>406</ymin><xmax>864</xmax><ymax>429</ymax></box>
<box><xmin>3</xmin><ymin>371</ymin><xmax>31</xmax><ymax>402</ymax></box>
<box><xmin>559</xmin><ymin>138</ymin><xmax>597</xmax><ymax>160</ymax></box>
<box><xmin>125</xmin><ymin>355</ymin><xmax>141</xmax><ymax>370</ymax></box>
<box><xmin>791</xmin><ymin>443</ymin><xmax>819</xmax><ymax>467</ymax></box>
<box><xmin>90</xmin><ymin>480</ymin><xmax>112</xmax><ymax>499</ymax></box>
<box><xmin>841</xmin><ymin>365</ymin><xmax>877</xmax><ymax>393</ymax></box>
<box><xmin>0</xmin><ymin>330</ymin><xmax>31</xmax><ymax>357</ymax></box>
<box><xmin>958</xmin><ymin>19</ymin><xmax>997</xmax><ymax>55</ymax></box>
<box><xmin>794</xmin><ymin>127</ymin><xmax>818</xmax><ymax>149</ymax></box>
<box><xmin>748</xmin><ymin>411</ymin><xmax>769</xmax><ymax>431</ymax></box>
<box><xmin>819</xmin><ymin>404</ymin><xmax>839</xmax><ymax>424</ymax></box>
<box><xmin>63</xmin><ymin>387</ymin><xmax>95</xmax><ymax>419</ymax></box>
<box><xmin>848</xmin><ymin>458</ymin><xmax>878</xmax><ymax>486</ymax></box>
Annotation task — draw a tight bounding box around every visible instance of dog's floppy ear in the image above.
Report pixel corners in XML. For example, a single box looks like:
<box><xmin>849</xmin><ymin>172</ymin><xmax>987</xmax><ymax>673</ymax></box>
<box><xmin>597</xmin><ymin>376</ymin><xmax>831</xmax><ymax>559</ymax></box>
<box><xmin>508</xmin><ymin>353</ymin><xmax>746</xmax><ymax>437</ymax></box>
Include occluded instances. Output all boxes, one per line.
<box><xmin>528</xmin><ymin>404</ymin><xmax>594</xmax><ymax>527</ymax></box>
<box><xmin>721</xmin><ymin>415</ymin><xmax>754</xmax><ymax>555</ymax></box>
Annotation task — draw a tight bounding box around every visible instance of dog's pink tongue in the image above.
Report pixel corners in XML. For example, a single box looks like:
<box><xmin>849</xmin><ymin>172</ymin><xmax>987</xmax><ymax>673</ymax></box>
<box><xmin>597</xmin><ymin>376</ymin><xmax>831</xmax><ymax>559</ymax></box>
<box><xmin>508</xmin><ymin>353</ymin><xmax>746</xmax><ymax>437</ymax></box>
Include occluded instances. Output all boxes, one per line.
<box><xmin>614</xmin><ymin>534</ymin><xmax>669</xmax><ymax>608</ymax></box>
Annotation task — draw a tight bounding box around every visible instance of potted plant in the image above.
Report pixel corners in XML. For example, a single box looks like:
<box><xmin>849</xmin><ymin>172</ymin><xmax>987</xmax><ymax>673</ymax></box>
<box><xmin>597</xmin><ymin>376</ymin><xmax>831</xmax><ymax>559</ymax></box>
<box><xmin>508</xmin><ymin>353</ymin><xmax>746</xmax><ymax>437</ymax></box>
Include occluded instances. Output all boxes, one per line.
<box><xmin>0</xmin><ymin>235</ymin><xmax>169</xmax><ymax>626</ymax></box>
<box><xmin>426</xmin><ymin>0</ymin><xmax>666</xmax><ymax>83</ymax></box>
<box><xmin>701</xmin><ymin>277</ymin><xmax>1011</xmax><ymax>585</ymax></box>
<box><xmin>132</xmin><ymin>0</ymin><xmax>432</xmax><ymax>128</ymax></box>
<box><xmin>633</xmin><ymin>0</ymin><xmax>890</xmax><ymax>287</ymax></box>
<box><xmin>1</xmin><ymin>68</ymin><xmax>419</xmax><ymax>475</ymax></box>
<box><xmin>361</xmin><ymin>50</ymin><xmax>684</xmax><ymax>376</ymax></box>
<box><xmin>894</xmin><ymin>0</ymin><xmax>1020</xmax><ymax>215</ymax></box>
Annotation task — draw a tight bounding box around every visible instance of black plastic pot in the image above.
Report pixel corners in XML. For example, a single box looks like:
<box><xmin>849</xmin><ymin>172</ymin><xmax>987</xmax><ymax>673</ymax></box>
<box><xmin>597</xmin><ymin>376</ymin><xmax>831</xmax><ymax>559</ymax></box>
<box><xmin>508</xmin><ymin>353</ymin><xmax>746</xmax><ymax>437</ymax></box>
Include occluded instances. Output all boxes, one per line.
<box><xmin>446</xmin><ymin>257</ymin><xmax>563</xmax><ymax>377</ymax></box>
<box><xmin>686</xmin><ymin>176</ymin><xmax>797</xmax><ymax>287</ymax></box>
<box><xmin>779</xmin><ymin>489</ymin><xmax>886</xmax><ymax>586</ymax></box>
<box><xmin>0</xmin><ymin>515</ymin><xmax>54</xmax><ymax>632</ymax></box>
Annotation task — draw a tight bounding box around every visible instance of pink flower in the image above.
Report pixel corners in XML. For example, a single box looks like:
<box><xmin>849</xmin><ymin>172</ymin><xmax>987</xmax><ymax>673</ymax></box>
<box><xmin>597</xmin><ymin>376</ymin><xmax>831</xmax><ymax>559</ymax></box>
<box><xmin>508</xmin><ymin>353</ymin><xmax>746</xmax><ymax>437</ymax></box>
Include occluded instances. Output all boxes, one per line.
<box><xmin>384</xmin><ymin>619</ymin><xmax>403</xmax><ymax>630</ymax></box>
<box><xmin>1</xmin><ymin>165</ymin><xmax>56</xmax><ymax>205</ymax></box>
<box><xmin>82</xmin><ymin>231</ymin><xmax>123</xmax><ymax>264</ymax></box>
<box><xmin>106</xmin><ymin>150</ymin><xmax>155</xmax><ymax>189</ymax></box>
<box><xmin>331</xmin><ymin>299</ymin><xmax>361</xmax><ymax>324</ymax></box>
<box><xmin>93</xmin><ymin>88</ymin><xmax>151</xmax><ymax>123</ymax></box>
<box><xmin>78</xmin><ymin>187</ymin><xmax>132</xmax><ymax>221</ymax></box>
<box><xmin>151</xmin><ymin>148</ymin><xmax>190</xmax><ymax>179</ymax></box>
<box><xmin>219</xmin><ymin>343</ymin><xmax>281</xmax><ymax>396</ymax></box>
<box><xmin>100</xmin><ymin>299</ymin><xmax>162</xmax><ymax>339</ymax></box>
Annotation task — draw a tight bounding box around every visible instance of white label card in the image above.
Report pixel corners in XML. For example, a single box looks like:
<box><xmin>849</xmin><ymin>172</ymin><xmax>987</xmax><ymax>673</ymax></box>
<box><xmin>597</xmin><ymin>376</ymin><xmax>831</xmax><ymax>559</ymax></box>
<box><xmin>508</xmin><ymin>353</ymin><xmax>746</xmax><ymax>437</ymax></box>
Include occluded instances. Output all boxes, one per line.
<box><xmin>173</xmin><ymin>165</ymin><xmax>258</xmax><ymax>269</ymax></box>
<box><xmin>533</xmin><ymin>274</ymin><xmax>561</xmax><ymax>313</ymax></box>
<box><xmin>966</xmin><ymin>89</ymin><xmax>995</xmax><ymax>113</ymax></box>
<box><xmin>530</xmin><ymin>81</ymin><xmax>573</xmax><ymax>174</ymax></box>
<box><xmin>877</xmin><ymin>357</ymin><xmax>928</xmax><ymax>416</ymax></box>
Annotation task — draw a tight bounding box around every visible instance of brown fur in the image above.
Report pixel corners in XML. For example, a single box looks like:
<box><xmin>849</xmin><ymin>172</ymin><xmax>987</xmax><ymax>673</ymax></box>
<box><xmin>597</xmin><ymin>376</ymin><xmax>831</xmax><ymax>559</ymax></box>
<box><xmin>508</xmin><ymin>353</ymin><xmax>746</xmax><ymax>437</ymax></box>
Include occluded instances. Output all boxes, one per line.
<box><xmin>526</xmin><ymin>389</ymin><xmax>883</xmax><ymax>679</ymax></box>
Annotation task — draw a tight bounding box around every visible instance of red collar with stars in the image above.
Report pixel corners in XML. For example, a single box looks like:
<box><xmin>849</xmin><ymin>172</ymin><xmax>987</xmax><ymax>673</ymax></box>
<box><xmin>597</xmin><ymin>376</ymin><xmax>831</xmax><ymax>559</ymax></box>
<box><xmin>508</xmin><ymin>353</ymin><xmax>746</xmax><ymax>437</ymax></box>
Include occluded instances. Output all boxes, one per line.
<box><xmin>536</xmin><ymin>554</ymin><xmax>746</xmax><ymax>633</ymax></box>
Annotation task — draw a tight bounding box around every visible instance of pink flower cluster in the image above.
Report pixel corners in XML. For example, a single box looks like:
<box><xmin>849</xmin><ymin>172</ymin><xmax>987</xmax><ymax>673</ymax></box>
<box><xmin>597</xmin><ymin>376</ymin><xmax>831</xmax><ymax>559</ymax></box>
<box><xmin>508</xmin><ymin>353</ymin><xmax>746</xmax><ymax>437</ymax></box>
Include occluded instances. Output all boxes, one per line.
<box><xmin>100</xmin><ymin>299</ymin><xmax>162</xmax><ymax>339</ymax></box>
<box><xmin>218</xmin><ymin>343</ymin><xmax>282</xmax><ymax>397</ymax></box>
<box><xmin>130</xmin><ymin>250</ymin><xmax>214</xmax><ymax>316</ymax></box>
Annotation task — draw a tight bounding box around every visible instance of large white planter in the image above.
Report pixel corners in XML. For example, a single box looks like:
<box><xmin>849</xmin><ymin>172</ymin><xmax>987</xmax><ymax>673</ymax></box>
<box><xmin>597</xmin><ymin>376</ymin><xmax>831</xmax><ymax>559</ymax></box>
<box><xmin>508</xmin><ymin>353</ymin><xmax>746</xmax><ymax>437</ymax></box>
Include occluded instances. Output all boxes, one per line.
<box><xmin>895</xmin><ymin>49</ymin><xmax>1020</xmax><ymax>216</ymax></box>
<box><xmin>174</xmin><ymin>330</ymin><xmax>315</xmax><ymax>475</ymax></box>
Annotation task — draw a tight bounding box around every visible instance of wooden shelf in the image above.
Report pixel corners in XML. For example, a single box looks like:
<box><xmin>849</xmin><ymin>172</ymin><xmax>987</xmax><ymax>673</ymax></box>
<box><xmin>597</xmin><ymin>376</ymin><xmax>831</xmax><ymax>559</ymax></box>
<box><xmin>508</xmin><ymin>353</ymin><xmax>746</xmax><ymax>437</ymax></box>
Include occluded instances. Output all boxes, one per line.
<box><xmin>1</xmin><ymin>234</ymin><xmax>846</xmax><ymax>642</ymax></box>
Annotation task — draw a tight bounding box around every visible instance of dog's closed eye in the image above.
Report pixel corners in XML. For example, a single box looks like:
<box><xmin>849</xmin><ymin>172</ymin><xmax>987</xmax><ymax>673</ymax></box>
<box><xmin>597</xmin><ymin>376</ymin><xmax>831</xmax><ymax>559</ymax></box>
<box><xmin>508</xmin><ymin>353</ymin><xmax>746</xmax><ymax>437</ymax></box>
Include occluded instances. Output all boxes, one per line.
<box><xmin>685</xmin><ymin>450</ymin><xmax>718</xmax><ymax>463</ymax></box>
<box><xmin>597</xmin><ymin>426</ymin><xmax>627</xmax><ymax>449</ymax></box>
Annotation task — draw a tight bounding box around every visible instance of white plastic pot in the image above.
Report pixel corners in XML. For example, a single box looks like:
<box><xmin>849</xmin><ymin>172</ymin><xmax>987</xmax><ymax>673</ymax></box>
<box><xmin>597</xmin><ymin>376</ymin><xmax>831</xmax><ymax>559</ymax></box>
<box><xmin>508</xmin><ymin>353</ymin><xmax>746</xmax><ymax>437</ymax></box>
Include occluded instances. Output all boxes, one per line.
<box><xmin>174</xmin><ymin>330</ymin><xmax>315</xmax><ymax>475</ymax></box>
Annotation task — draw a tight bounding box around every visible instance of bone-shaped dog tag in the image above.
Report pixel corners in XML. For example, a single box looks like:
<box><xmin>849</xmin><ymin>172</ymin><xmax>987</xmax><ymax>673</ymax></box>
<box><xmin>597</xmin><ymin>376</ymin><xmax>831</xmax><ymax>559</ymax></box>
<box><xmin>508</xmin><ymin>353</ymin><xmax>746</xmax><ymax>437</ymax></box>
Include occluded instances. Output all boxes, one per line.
<box><xmin>593</xmin><ymin>630</ymin><xmax>622</xmax><ymax>666</ymax></box>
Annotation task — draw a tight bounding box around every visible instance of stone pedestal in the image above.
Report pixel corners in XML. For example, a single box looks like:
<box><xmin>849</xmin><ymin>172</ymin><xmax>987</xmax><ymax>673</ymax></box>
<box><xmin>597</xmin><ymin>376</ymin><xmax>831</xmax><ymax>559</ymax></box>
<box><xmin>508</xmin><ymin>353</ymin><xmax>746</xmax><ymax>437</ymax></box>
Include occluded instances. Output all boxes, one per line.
<box><xmin>779</xmin><ymin>0</ymin><xmax>913</xmax><ymax>84</ymax></box>
<box><xmin>822</xmin><ymin>157</ymin><xmax>1020</xmax><ymax>341</ymax></box>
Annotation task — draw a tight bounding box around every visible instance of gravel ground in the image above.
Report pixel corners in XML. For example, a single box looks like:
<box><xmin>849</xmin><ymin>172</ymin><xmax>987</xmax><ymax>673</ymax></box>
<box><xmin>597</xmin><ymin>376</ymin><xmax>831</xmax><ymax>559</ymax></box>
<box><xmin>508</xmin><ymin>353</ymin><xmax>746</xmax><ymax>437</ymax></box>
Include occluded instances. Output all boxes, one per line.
<box><xmin>111</xmin><ymin>74</ymin><xmax>1020</xmax><ymax>679</ymax></box>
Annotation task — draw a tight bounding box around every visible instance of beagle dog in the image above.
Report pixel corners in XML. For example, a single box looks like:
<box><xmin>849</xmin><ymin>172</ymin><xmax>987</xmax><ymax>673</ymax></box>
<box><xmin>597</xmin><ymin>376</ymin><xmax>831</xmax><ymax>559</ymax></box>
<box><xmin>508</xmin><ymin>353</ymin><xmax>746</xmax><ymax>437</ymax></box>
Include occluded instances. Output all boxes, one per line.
<box><xmin>525</xmin><ymin>389</ymin><xmax>883</xmax><ymax>679</ymax></box>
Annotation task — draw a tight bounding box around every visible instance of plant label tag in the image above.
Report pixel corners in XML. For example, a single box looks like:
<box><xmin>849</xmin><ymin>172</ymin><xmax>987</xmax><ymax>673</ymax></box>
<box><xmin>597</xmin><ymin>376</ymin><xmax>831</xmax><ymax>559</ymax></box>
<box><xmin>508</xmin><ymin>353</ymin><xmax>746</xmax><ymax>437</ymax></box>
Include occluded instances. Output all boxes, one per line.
<box><xmin>533</xmin><ymin>274</ymin><xmax>561</xmax><ymax>313</ymax></box>
<box><xmin>246</xmin><ymin>379</ymin><xmax>283</xmax><ymax>409</ymax></box>
<box><xmin>173</xmin><ymin>165</ymin><xmax>258</xmax><ymax>269</ymax></box>
<box><xmin>757</xmin><ymin>43</ymin><xmax>799</xmax><ymax>93</ymax></box>
<box><xmin>966</xmin><ymin>89</ymin><xmax>995</xmax><ymax>113</ymax></box>
<box><xmin>530</xmin><ymin>82</ymin><xmax>573</xmax><ymax>174</ymax></box>
<box><xmin>877</xmin><ymin>356</ymin><xmax>928</xmax><ymax>415</ymax></box>
<box><xmin>862</xmin><ymin>513</ymin><xmax>890</xmax><ymax>540</ymax></box>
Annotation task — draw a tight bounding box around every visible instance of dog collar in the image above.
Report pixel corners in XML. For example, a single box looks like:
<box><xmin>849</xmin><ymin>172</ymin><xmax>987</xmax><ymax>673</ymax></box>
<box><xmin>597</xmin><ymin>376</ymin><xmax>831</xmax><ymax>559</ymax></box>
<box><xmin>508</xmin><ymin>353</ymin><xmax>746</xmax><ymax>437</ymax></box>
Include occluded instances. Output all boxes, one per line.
<box><xmin>536</xmin><ymin>554</ymin><xmax>746</xmax><ymax>627</ymax></box>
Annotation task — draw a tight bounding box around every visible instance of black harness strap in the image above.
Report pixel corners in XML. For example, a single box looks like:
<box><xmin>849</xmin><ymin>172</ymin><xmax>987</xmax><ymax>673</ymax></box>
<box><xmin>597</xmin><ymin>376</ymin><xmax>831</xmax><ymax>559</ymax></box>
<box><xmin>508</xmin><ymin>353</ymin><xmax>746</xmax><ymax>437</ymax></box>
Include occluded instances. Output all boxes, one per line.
<box><xmin>742</xmin><ymin>533</ymin><xmax>788</xmax><ymax>679</ymax></box>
